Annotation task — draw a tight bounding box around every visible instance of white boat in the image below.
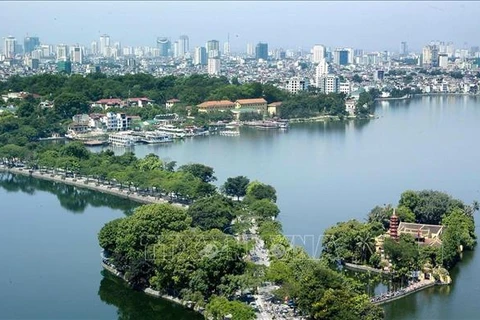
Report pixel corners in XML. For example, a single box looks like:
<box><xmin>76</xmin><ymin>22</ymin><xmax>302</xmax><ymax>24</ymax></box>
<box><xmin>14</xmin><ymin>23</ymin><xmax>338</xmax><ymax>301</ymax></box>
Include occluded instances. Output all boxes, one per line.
<box><xmin>108</xmin><ymin>132</ymin><xmax>139</xmax><ymax>146</ymax></box>
<box><xmin>157</xmin><ymin>124</ymin><xmax>186</xmax><ymax>138</ymax></box>
<box><xmin>219</xmin><ymin>130</ymin><xmax>240</xmax><ymax>136</ymax></box>
<box><xmin>141</xmin><ymin>131</ymin><xmax>173</xmax><ymax>144</ymax></box>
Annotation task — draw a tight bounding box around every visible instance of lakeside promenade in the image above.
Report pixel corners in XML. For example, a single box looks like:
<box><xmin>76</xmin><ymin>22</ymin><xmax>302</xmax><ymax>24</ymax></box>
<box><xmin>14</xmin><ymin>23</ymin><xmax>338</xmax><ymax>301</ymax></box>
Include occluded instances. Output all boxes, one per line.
<box><xmin>0</xmin><ymin>165</ymin><xmax>187</xmax><ymax>209</ymax></box>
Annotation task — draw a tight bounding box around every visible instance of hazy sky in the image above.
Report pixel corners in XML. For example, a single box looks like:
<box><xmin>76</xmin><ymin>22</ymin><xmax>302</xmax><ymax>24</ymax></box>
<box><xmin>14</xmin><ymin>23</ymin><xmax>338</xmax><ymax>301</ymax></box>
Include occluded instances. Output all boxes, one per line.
<box><xmin>2</xmin><ymin>1</ymin><xmax>479</xmax><ymax>52</ymax></box>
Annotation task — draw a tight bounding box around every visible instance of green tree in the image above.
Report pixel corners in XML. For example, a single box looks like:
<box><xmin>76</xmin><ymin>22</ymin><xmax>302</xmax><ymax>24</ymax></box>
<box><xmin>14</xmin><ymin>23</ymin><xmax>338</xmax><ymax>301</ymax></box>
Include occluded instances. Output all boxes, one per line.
<box><xmin>187</xmin><ymin>195</ymin><xmax>234</xmax><ymax>231</ymax></box>
<box><xmin>222</xmin><ymin>176</ymin><xmax>250</xmax><ymax>200</ymax></box>
<box><xmin>245</xmin><ymin>181</ymin><xmax>277</xmax><ymax>202</ymax></box>
<box><xmin>53</xmin><ymin>93</ymin><xmax>90</xmax><ymax>119</ymax></box>
<box><xmin>205</xmin><ymin>296</ymin><xmax>255</xmax><ymax>320</ymax></box>
<box><xmin>178</xmin><ymin>163</ymin><xmax>217</xmax><ymax>183</ymax></box>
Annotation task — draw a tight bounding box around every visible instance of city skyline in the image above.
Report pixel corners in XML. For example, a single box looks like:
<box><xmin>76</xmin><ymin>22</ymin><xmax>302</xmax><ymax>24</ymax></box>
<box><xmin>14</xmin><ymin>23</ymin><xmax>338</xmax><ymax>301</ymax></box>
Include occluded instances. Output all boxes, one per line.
<box><xmin>1</xmin><ymin>1</ymin><xmax>480</xmax><ymax>52</ymax></box>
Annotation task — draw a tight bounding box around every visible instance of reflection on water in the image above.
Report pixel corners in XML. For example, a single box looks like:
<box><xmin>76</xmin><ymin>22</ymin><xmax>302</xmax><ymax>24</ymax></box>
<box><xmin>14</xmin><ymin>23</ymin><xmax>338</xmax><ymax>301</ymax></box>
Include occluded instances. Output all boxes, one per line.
<box><xmin>98</xmin><ymin>271</ymin><xmax>202</xmax><ymax>320</ymax></box>
<box><xmin>0</xmin><ymin>172</ymin><xmax>139</xmax><ymax>215</ymax></box>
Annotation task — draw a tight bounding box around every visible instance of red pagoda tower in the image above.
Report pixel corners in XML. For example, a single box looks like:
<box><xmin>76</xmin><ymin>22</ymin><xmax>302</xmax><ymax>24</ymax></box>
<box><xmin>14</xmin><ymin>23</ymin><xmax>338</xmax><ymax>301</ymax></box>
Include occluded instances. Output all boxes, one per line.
<box><xmin>389</xmin><ymin>208</ymin><xmax>399</xmax><ymax>241</ymax></box>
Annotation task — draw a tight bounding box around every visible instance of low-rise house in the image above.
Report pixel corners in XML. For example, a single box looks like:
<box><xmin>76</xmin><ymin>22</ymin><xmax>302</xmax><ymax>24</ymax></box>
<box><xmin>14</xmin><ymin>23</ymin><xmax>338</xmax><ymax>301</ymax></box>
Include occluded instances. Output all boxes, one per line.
<box><xmin>166</xmin><ymin>99</ymin><xmax>181</xmax><ymax>110</ymax></box>
<box><xmin>127</xmin><ymin>97</ymin><xmax>154</xmax><ymax>108</ymax></box>
<box><xmin>92</xmin><ymin>98</ymin><xmax>124</xmax><ymax>110</ymax></box>
<box><xmin>267</xmin><ymin>102</ymin><xmax>282</xmax><ymax>116</ymax></box>
<box><xmin>345</xmin><ymin>98</ymin><xmax>357</xmax><ymax>115</ymax></box>
<box><xmin>197</xmin><ymin>100</ymin><xmax>236</xmax><ymax>113</ymax></box>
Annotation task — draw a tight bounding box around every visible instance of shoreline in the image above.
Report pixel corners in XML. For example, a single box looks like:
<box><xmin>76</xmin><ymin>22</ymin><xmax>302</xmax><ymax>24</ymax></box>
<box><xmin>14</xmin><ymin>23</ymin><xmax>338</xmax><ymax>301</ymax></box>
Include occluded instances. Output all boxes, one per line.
<box><xmin>289</xmin><ymin>114</ymin><xmax>376</xmax><ymax>123</ymax></box>
<box><xmin>0</xmin><ymin>165</ymin><xmax>187</xmax><ymax>209</ymax></box>
<box><xmin>101</xmin><ymin>261</ymin><xmax>202</xmax><ymax>313</ymax></box>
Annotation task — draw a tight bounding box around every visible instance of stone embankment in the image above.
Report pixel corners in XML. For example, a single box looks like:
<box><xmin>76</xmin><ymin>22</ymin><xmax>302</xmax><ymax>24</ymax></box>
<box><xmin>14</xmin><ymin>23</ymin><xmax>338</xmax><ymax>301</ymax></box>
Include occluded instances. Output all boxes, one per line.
<box><xmin>0</xmin><ymin>165</ymin><xmax>187</xmax><ymax>208</ymax></box>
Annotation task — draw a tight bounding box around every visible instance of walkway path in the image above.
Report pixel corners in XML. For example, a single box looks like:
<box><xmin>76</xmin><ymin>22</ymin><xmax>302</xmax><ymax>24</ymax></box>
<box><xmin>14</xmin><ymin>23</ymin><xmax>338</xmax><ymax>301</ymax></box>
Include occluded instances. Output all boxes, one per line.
<box><xmin>0</xmin><ymin>165</ymin><xmax>188</xmax><ymax>209</ymax></box>
<box><xmin>371</xmin><ymin>279</ymin><xmax>436</xmax><ymax>305</ymax></box>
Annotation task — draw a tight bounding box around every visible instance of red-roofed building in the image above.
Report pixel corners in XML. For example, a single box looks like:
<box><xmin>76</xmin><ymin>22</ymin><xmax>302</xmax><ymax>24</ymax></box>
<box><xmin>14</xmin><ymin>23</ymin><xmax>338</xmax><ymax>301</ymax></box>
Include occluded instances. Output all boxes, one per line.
<box><xmin>197</xmin><ymin>100</ymin><xmax>236</xmax><ymax>113</ymax></box>
<box><xmin>92</xmin><ymin>98</ymin><xmax>124</xmax><ymax>109</ymax></box>
<box><xmin>127</xmin><ymin>97</ymin><xmax>154</xmax><ymax>107</ymax></box>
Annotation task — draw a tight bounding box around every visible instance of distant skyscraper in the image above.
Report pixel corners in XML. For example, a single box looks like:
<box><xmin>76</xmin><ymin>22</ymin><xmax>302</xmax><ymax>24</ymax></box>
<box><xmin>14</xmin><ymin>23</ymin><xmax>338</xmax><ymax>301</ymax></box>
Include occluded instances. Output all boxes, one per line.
<box><xmin>206</xmin><ymin>40</ymin><xmax>220</xmax><ymax>58</ymax></box>
<box><xmin>71</xmin><ymin>45</ymin><xmax>83</xmax><ymax>64</ymax></box>
<box><xmin>173</xmin><ymin>41</ymin><xmax>179</xmax><ymax>58</ymax></box>
<box><xmin>24</xmin><ymin>36</ymin><xmax>40</xmax><ymax>54</ymax></box>
<box><xmin>255</xmin><ymin>42</ymin><xmax>268</xmax><ymax>60</ymax></box>
<box><xmin>4</xmin><ymin>36</ymin><xmax>17</xmax><ymax>58</ymax></box>
<box><xmin>333</xmin><ymin>49</ymin><xmax>349</xmax><ymax>65</ymax></box>
<box><xmin>400</xmin><ymin>41</ymin><xmax>408</xmax><ymax>56</ymax></box>
<box><xmin>177</xmin><ymin>35</ymin><xmax>189</xmax><ymax>57</ymax></box>
<box><xmin>208</xmin><ymin>57</ymin><xmax>220</xmax><ymax>75</ymax></box>
<box><xmin>312</xmin><ymin>44</ymin><xmax>326</xmax><ymax>63</ymax></box>
<box><xmin>194</xmin><ymin>46</ymin><xmax>207</xmax><ymax>65</ymax></box>
<box><xmin>157</xmin><ymin>37</ymin><xmax>171</xmax><ymax>57</ymax></box>
<box><xmin>91</xmin><ymin>41</ymin><xmax>98</xmax><ymax>55</ymax></box>
<box><xmin>223</xmin><ymin>42</ymin><xmax>230</xmax><ymax>56</ymax></box>
<box><xmin>246</xmin><ymin>43</ymin><xmax>254</xmax><ymax>56</ymax></box>
<box><xmin>56</xmin><ymin>44</ymin><xmax>68</xmax><ymax>62</ymax></box>
<box><xmin>422</xmin><ymin>45</ymin><xmax>439</xmax><ymax>67</ymax></box>
<box><xmin>57</xmin><ymin>59</ymin><xmax>72</xmax><ymax>74</ymax></box>
<box><xmin>99</xmin><ymin>34</ymin><xmax>110</xmax><ymax>56</ymax></box>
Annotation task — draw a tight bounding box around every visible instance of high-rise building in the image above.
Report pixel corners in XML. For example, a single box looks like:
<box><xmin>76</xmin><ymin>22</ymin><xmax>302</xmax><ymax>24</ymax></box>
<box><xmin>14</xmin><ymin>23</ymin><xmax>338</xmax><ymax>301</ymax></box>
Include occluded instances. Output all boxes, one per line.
<box><xmin>157</xmin><ymin>37</ymin><xmax>171</xmax><ymax>57</ymax></box>
<box><xmin>438</xmin><ymin>54</ymin><xmax>449</xmax><ymax>68</ymax></box>
<box><xmin>24</xmin><ymin>36</ymin><xmax>40</xmax><ymax>54</ymax></box>
<box><xmin>317</xmin><ymin>74</ymin><xmax>339</xmax><ymax>94</ymax></box>
<box><xmin>315</xmin><ymin>58</ymin><xmax>329</xmax><ymax>86</ymax></box>
<box><xmin>223</xmin><ymin>42</ymin><xmax>230</xmax><ymax>56</ymax></box>
<box><xmin>333</xmin><ymin>49</ymin><xmax>349</xmax><ymax>65</ymax></box>
<box><xmin>194</xmin><ymin>46</ymin><xmax>207</xmax><ymax>65</ymax></box>
<box><xmin>71</xmin><ymin>45</ymin><xmax>83</xmax><ymax>64</ymax></box>
<box><xmin>91</xmin><ymin>41</ymin><xmax>98</xmax><ymax>55</ymax></box>
<box><xmin>312</xmin><ymin>44</ymin><xmax>326</xmax><ymax>63</ymax></box>
<box><xmin>4</xmin><ymin>36</ymin><xmax>17</xmax><ymax>58</ymax></box>
<box><xmin>99</xmin><ymin>34</ymin><xmax>110</xmax><ymax>56</ymax></box>
<box><xmin>422</xmin><ymin>45</ymin><xmax>439</xmax><ymax>67</ymax></box>
<box><xmin>56</xmin><ymin>44</ymin><xmax>68</xmax><ymax>62</ymax></box>
<box><xmin>400</xmin><ymin>41</ymin><xmax>408</xmax><ymax>56</ymax></box>
<box><xmin>173</xmin><ymin>41</ymin><xmax>179</xmax><ymax>58</ymax></box>
<box><xmin>57</xmin><ymin>59</ymin><xmax>72</xmax><ymax>74</ymax></box>
<box><xmin>373</xmin><ymin>70</ymin><xmax>385</xmax><ymax>81</ymax></box>
<box><xmin>206</xmin><ymin>40</ymin><xmax>220</xmax><ymax>58</ymax></box>
<box><xmin>177</xmin><ymin>35</ymin><xmax>189</xmax><ymax>57</ymax></box>
<box><xmin>208</xmin><ymin>57</ymin><xmax>220</xmax><ymax>75</ymax></box>
<box><xmin>255</xmin><ymin>42</ymin><xmax>268</xmax><ymax>60</ymax></box>
<box><xmin>285</xmin><ymin>77</ymin><xmax>310</xmax><ymax>94</ymax></box>
<box><xmin>246</xmin><ymin>43</ymin><xmax>254</xmax><ymax>56</ymax></box>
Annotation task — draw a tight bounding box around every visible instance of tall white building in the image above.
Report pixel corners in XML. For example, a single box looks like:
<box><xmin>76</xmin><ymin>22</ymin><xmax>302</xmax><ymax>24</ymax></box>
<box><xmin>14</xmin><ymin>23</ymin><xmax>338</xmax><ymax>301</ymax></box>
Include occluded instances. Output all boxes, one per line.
<box><xmin>56</xmin><ymin>44</ymin><xmax>68</xmax><ymax>62</ymax></box>
<box><xmin>247</xmin><ymin>43</ymin><xmax>254</xmax><ymax>56</ymax></box>
<box><xmin>194</xmin><ymin>46</ymin><xmax>207</xmax><ymax>65</ymax></box>
<box><xmin>99</xmin><ymin>34</ymin><xmax>110</xmax><ymax>56</ymax></box>
<box><xmin>285</xmin><ymin>77</ymin><xmax>310</xmax><ymax>94</ymax></box>
<box><xmin>177</xmin><ymin>35</ymin><xmax>189</xmax><ymax>57</ymax></box>
<box><xmin>4</xmin><ymin>36</ymin><xmax>17</xmax><ymax>58</ymax></box>
<box><xmin>91</xmin><ymin>41</ymin><xmax>98</xmax><ymax>55</ymax></box>
<box><xmin>223</xmin><ymin>42</ymin><xmax>230</xmax><ymax>56</ymax></box>
<box><xmin>70</xmin><ymin>45</ymin><xmax>83</xmax><ymax>64</ymax></box>
<box><xmin>438</xmin><ymin>54</ymin><xmax>448</xmax><ymax>68</ymax></box>
<box><xmin>312</xmin><ymin>44</ymin><xmax>326</xmax><ymax>63</ymax></box>
<box><xmin>207</xmin><ymin>57</ymin><xmax>221</xmax><ymax>75</ymax></box>
<box><xmin>206</xmin><ymin>40</ymin><xmax>220</xmax><ymax>58</ymax></box>
<box><xmin>315</xmin><ymin>58</ymin><xmax>329</xmax><ymax>86</ymax></box>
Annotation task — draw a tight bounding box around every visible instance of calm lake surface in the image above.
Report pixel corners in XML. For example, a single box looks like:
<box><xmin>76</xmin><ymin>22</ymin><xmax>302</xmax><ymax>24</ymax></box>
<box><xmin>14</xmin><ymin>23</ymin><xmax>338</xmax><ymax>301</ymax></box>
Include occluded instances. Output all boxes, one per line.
<box><xmin>1</xmin><ymin>95</ymin><xmax>479</xmax><ymax>319</ymax></box>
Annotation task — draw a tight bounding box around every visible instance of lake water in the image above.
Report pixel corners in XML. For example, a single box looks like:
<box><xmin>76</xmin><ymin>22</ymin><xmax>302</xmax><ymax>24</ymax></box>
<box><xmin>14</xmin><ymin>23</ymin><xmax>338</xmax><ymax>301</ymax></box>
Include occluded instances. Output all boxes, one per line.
<box><xmin>1</xmin><ymin>95</ymin><xmax>479</xmax><ymax>319</ymax></box>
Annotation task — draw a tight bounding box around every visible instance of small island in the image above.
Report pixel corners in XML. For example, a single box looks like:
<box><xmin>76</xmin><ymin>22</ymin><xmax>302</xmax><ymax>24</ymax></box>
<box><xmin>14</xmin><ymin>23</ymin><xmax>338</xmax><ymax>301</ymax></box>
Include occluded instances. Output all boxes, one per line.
<box><xmin>322</xmin><ymin>190</ymin><xmax>477</xmax><ymax>305</ymax></box>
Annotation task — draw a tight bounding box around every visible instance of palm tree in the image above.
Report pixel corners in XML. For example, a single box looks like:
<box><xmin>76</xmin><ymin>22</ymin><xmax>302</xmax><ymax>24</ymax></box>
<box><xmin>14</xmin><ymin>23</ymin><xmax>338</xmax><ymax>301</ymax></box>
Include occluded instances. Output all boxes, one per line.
<box><xmin>356</xmin><ymin>230</ymin><xmax>375</xmax><ymax>264</ymax></box>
